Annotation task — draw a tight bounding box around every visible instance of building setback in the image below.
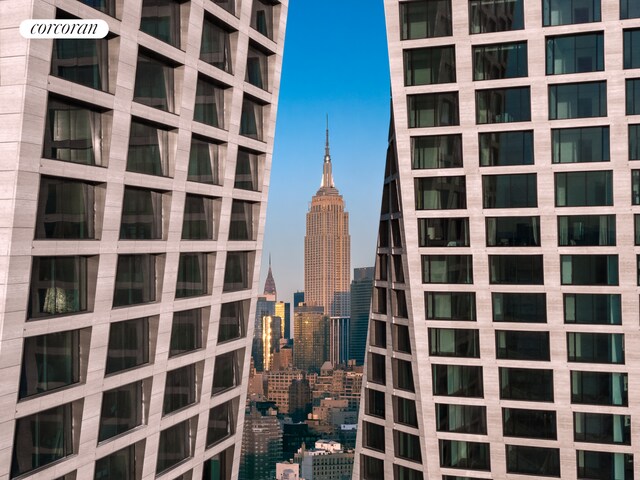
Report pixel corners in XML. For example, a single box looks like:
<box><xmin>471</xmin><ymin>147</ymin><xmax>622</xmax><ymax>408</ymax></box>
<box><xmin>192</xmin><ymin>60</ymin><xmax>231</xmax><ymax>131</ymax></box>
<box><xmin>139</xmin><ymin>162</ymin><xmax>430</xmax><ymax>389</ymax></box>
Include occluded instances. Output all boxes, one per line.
<box><xmin>356</xmin><ymin>1</ymin><xmax>640</xmax><ymax>480</ymax></box>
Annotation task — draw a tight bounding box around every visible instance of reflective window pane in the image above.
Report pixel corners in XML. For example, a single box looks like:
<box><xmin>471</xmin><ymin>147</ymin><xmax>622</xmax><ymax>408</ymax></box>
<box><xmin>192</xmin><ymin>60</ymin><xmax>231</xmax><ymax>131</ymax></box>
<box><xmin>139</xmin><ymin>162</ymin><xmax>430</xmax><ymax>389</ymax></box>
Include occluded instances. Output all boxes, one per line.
<box><xmin>408</xmin><ymin>92</ymin><xmax>459</xmax><ymax>127</ymax></box>
<box><xmin>29</xmin><ymin>256</ymin><xmax>88</xmax><ymax>318</ymax></box>
<box><xmin>486</xmin><ymin>216</ymin><xmax>540</xmax><ymax>246</ymax></box>
<box><xmin>552</xmin><ymin>126</ymin><xmax>609</xmax><ymax>163</ymax></box>
<box><xmin>98</xmin><ymin>381</ymin><xmax>143</xmax><ymax>442</ymax></box>
<box><xmin>400</xmin><ymin>0</ymin><xmax>452</xmax><ymax>39</ymax></box>
<box><xmin>558</xmin><ymin>215</ymin><xmax>615</xmax><ymax>246</ymax></box>
<box><xmin>476</xmin><ymin>87</ymin><xmax>531</xmax><ymax>124</ymax></box>
<box><xmin>543</xmin><ymin>0</ymin><xmax>601</xmax><ymax>26</ymax></box>
<box><xmin>426</xmin><ymin>292</ymin><xmax>476</xmax><ymax>321</ymax></box>
<box><xmin>469</xmin><ymin>0</ymin><xmax>524</xmax><ymax>33</ymax></box>
<box><xmin>547</xmin><ymin>32</ymin><xmax>604</xmax><ymax>74</ymax></box>
<box><xmin>419</xmin><ymin>217</ymin><xmax>469</xmax><ymax>247</ymax></box>
<box><xmin>474</xmin><ymin>41</ymin><xmax>527</xmax><ymax>80</ymax></box>
<box><xmin>479</xmin><ymin>130</ymin><xmax>533</xmax><ymax>166</ymax></box>
<box><xmin>106</xmin><ymin>318</ymin><xmax>149</xmax><ymax>374</ymax></box>
<box><xmin>412</xmin><ymin>134</ymin><xmax>462</xmax><ymax>169</ymax></box>
<box><xmin>493</xmin><ymin>292</ymin><xmax>547</xmax><ymax>323</ymax></box>
<box><xmin>415</xmin><ymin>176</ymin><xmax>466</xmax><ymax>210</ymax></box>
<box><xmin>404</xmin><ymin>46</ymin><xmax>456</xmax><ymax>85</ymax></box>
<box><xmin>36</xmin><ymin>177</ymin><xmax>96</xmax><ymax>239</ymax></box>
<box><xmin>500</xmin><ymin>367</ymin><xmax>554</xmax><ymax>401</ymax></box>
<box><xmin>549</xmin><ymin>81</ymin><xmax>607</xmax><ymax>119</ymax></box>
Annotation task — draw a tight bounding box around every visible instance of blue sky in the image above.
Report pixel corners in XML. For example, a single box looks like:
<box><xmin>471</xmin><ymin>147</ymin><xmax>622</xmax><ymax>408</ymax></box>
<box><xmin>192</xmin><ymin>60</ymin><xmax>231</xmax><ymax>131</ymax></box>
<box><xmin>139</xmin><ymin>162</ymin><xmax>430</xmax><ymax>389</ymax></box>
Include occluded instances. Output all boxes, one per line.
<box><xmin>259</xmin><ymin>0</ymin><xmax>391</xmax><ymax>305</ymax></box>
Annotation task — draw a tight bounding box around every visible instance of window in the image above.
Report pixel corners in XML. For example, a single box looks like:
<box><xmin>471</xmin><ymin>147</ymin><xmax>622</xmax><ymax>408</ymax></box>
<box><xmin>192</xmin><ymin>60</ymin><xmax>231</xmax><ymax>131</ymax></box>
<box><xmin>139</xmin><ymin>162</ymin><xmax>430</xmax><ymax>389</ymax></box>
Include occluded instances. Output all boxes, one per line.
<box><xmin>140</xmin><ymin>0</ymin><xmax>181</xmax><ymax>48</ymax></box>
<box><xmin>363</xmin><ymin>421</ymin><xmax>385</xmax><ymax>452</ymax></box>
<box><xmin>163</xmin><ymin>364</ymin><xmax>197</xmax><ymax>415</ymax></box>
<box><xmin>361</xmin><ymin>455</ymin><xmax>384</xmax><ymax>480</ymax></box>
<box><xmin>555</xmin><ymin>171</ymin><xmax>613</xmax><ymax>206</ymax></box>
<box><xmin>486</xmin><ymin>216</ymin><xmax>540</xmax><ymax>246</ymax></box>
<box><xmin>543</xmin><ymin>0</ymin><xmax>600</xmax><ymax>25</ymax></box>
<box><xmin>574</xmin><ymin>413</ymin><xmax>631</xmax><ymax>444</ymax></box>
<box><xmin>394</xmin><ymin>431</ymin><xmax>422</xmax><ymax>463</ymax></box>
<box><xmin>476</xmin><ymin>87</ymin><xmax>531</xmax><ymax>124</ymax></box>
<box><xmin>43</xmin><ymin>96</ymin><xmax>105</xmax><ymax>165</ymax></box>
<box><xmin>479</xmin><ymin>130</ymin><xmax>533</xmax><ymax>166</ymax></box>
<box><xmin>496</xmin><ymin>330</ymin><xmax>550</xmax><ymax>361</ymax></box>
<box><xmin>371</xmin><ymin>320</ymin><xmax>387</xmax><ymax>348</ymax></box>
<box><xmin>503</xmin><ymin>408</ymin><xmax>557</xmax><ymax>439</ymax></box>
<box><xmin>415</xmin><ymin>176</ymin><xmax>466</xmax><ymax>210</ymax></box>
<box><xmin>223</xmin><ymin>251</ymin><xmax>252</xmax><ymax>292</ymax></box>
<box><xmin>29</xmin><ymin>256</ymin><xmax>89</xmax><ymax>318</ymax></box>
<box><xmin>251</xmin><ymin>0</ymin><xmax>274</xmax><ymax>39</ymax></box>
<box><xmin>182</xmin><ymin>194</ymin><xmax>217</xmax><ymax>240</ymax></box>
<box><xmin>188</xmin><ymin>136</ymin><xmax>221</xmax><ymax>185</ymax></box>
<box><xmin>51</xmin><ymin>36</ymin><xmax>109</xmax><ymax>91</ymax></box>
<box><xmin>626</xmin><ymin>78</ymin><xmax>640</xmax><ymax>114</ymax></box>
<box><xmin>133</xmin><ymin>52</ymin><xmax>175</xmax><ymax>112</ymax></box>
<box><xmin>127</xmin><ymin>119</ymin><xmax>173</xmax><ymax>177</ymax></box>
<box><xmin>218</xmin><ymin>300</ymin><xmax>248</xmax><ymax>343</ymax></box>
<box><xmin>213</xmin><ymin>0</ymin><xmax>235</xmax><ymax>14</ymax></box>
<box><xmin>394</xmin><ymin>396</ymin><xmax>418</xmax><ymax>427</ymax></box>
<box><xmin>19</xmin><ymin>330</ymin><xmax>82</xmax><ymax>399</ymax></box>
<box><xmin>482</xmin><ymin>173</ymin><xmax>538</xmax><ymax>208</ymax></box>
<box><xmin>365</xmin><ymin>389</ymin><xmax>385</xmax><ymax>418</ymax></box>
<box><xmin>194</xmin><ymin>76</ymin><xmax>226</xmax><ymax>128</ymax></box>
<box><xmin>408</xmin><ymin>92</ymin><xmax>459</xmax><ymax>128</ymax></box>
<box><xmin>552</xmin><ymin>126</ymin><xmax>609</xmax><ymax>163</ymax></box>
<box><xmin>246</xmin><ymin>44</ymin><xmax>269</xmax><ymax>90</ymax></box>
<box><xmin>473</xmin><ymin>41</ymin><xmax>527</xmax><ymax>80</ymax></box>
<box><xmin>203</xmin><ymin>447</ymin><xmax>234</xmax><ymax>480</ymax></box>
<box><xmin>469</xmin><ymin>0</ymin><xmax>523</xmax><ymax>33</ymax></box>
<box><xmin>11</xmin><ymin>403</ymin><xmax>75</xmax><ymax>478</ymax></box>
<box><xmin>200</xmin><ymin>16</ymin><xmax>232</xmax><ymax>72</ymax></box>
<box><xmin>36</xmin><ymin>176</ymin><xmax>97</xmax><ymax>239</ymax></box>
<box><xmin>630</xmin><ymin>125</ymin><xmax>640</xmax><ymax>160</ymax></box>
<box><xmin>564</xmin><ymin>294</ymin><xmax>621</xmax><ymax>325</ymax></box>
<box><xmin>419</xmin><ymin>218</ymin><xmax>469</xmax><ymax>247</ymax></box>
<box><xmin>426</xmin><ymin>292</ymin><xmax>476</xmax><ymax>321</ymax></box>
<box><xmin>79</xmin><ymin>0</ymin><xmax>116</xmax><ymax>16</ymax></box>
<box><xmin>506</xmin><ymin>445</ymin><xmax>560</xmax><ymax>477</ymax></box>
<box><xmin>212</xmin><ymin>350</ymin><xmax>241</xmax><ymax>395</ymax></box>
<box><xmin>120</xmin><ymin>187</ymin><xmax>163</xmax><ymax>239</ymax></box>
<box><xmin>636</xmin><ymin>215</ymin><xmax>640</xmax><ymax>245</ymax></box>
<box><xmin>625</xmin><ymin>29</ymin><xmax>640</xmax><ymax>69</ymax></box>
<box><xmin>493</xmin><ymin>292</ymin><xmax>546</xmax><ymax>323</ymax></box>
<box><xmin>577</xmin><ymin>451</ymin><xmax>634</xmax><ymax>480</ymax></box>
<box><xmin>571</xmin><ymin>371</ymin><xmax>628</xmax><ymax>406</ymax></box>
<box><xmin>432</xmin><ymin>364</ymin><xmax>483</xmax><ymax>397</ymax></box>
<box><xmin>500</xmin><ymin>367</ymin><xmax>554</xmax><ymax>401</ymax></box>
<box><xmin>439</xmin><ymin>440</ymin><xmax>490</xmax><ymax>470</ymax></box>
<box><xmin>240</xmin><ymin>97</ymin><xmax>264</xmax><ymax>140</ymax></box>
<box><xmin>369</xmin><ymin>353</ymin><xmax>386</xmax><ymax>385</ymax></box>
<box><xmin>422</xmin><ymin>255</ymin><xmax>473</xmax><ymax>284</ymax></box>
<box><xmin>157</xmin><ymin>418</ymin><xmax>194</xmax><ymax>474</ymax></box>
<box><xmin>404</xmin><ymin>46</ymin><xmax>455</xmax><ymax>86</ymax></box>
<box><xmin>207</xmin><ymin>400</ymin><xmax>236</xmax><ymax>447</ymax></box>
<box><xmin>94</xmin><ymin>443</ymin><xmax>143</xmax><ymax>480</ymax></box>
<box><xmin>429</xmin><ymin>328</ymin><xmax>479</xmax><ymax>357</ymax></box>
<box><xmin>235</xmin><ymin>149</ymin><xmax>263</xmax><ymax>191</ymax></box>
<box><xmin>436</xmin><ymin>404</ymin><xmax>486</xmax><ymax>434</ymax></box>
<box><xmin>549</xmin><ymin>81</ymin><xmax>607</xmax><ymax>119</ymax></box>
<box><xmin>400</xmin><ymin>0</ymin><xmax>452</xmax><ymax>39</ymax></box>
<box><xmin>411</xmin><ymin>134</ymin><xmax>462</xmax><ymax>169</ymax></box>
<box><xmin>561</xmin><ymin>255</ymin><xmax>618</xmax><ymax>285</ymax></box>
<box><xmin>170</xmin><ymin>309</ymin><xmax>203</xmax><ymax>356</ymax></box>
<box><xmin>106</xmin><ymin>318</ymin><xmax>149</xmax><ymax>374</ymax></box>
<box><xmin>558</xmin><ymin>215</ymin><xmax>615</xmax><ymax>246</ymax></box>
<box><xmin>393</xmin><ymin>358</ymin><xmax>415</xmax><ymax>392</ymax></box>
<box><xmin>113</xmin><ymin>254</ymin><xmax>158</xmax><ymax>307</ymax></box>
<box><xmin>622</xmin><ymin>0</ymin><xmax>640</xmax><ymax>19</ymax></box>
<box><xmin>634</xmin><ymin>170</ymin><xmax>640</xmax><ymax>204</ymax></box>
<box><xmin>489</xmin><ymin>255</ymin><xmax>544</xmax><ymax>284</ymax></box>
<box><xmin>547</xmin><ymin>32</ymin><xmax>603</xmax><ymax>74</ymax></box>
<box><xmin>228</xmin><ymin>200</ymin><xmax>257</xmax><ymax>241</ymax></box>
<box><xmin>98</xmin><ymin>381</ymin><xmax>143</xmax><ymax>442</ymax></box>
<box><xmin>568</xmin><ymin>333</ymin><xmax>624</xmax><ymax>364</ymax></box>
<box><xmin>176</xmin><ymin>253</ymin><xmax>211</xmax><ymax>298</ymax></box>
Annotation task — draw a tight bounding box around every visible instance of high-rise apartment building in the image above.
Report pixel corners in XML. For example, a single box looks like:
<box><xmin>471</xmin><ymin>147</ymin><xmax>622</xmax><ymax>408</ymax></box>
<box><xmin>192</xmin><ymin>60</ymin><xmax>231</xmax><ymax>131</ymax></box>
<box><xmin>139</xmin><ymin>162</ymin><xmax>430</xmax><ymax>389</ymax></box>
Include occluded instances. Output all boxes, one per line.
<box><xmin>356</xmin><ymin>1</ymin><xmax>640</xmax><ymax>480</ymax></box>
<box><xmin>239</xmin><ymin>403</ymin><xmax>282</xmax><ymax>480</ymax></box>
<box><xmin>349</xmin><ymin>267</ymin><xmax>374</xmax><ymax>365</ymax></box>
<box><xmin>304</xmin><ymin>127</ymin><xmax>351</xmax><ymax>317</ymax></box>
<box><xmin>293</xmin><ymin>304</ymin><xmax>328</xmax><ymax>373</ymax></box>
<box><xmin>0</xmin><ymin>0</ymin><xmax>287</xmax><ymax>479</ymax></box>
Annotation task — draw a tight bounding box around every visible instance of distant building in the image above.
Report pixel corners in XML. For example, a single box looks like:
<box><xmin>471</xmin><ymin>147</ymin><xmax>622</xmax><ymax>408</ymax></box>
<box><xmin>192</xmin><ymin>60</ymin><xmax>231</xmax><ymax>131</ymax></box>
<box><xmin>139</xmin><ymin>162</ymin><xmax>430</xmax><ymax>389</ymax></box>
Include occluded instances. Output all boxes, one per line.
<box><xmin>253</xmin><ymin>260</ymin><xmax>279</xmax><ymax>371</ymax></box>
<box><xmin>266</xmin><ymin>368</ymin><xmax>305</xmax><ymax>414</ymax></box>
<box><xmin>329</xmin><ymin>316</ymin><xmax>350</xmax><ymax>366</ymax></box>
<box><xmin>289</xmin><ymin>377</ymin><xmax>313</xmax><ymax>423</ymax></box>
<box><xmin>239</xmin><ymin>403</ymin><xmax>282</xmax><ymax>480</ymax></box>
<box><xmin>275</xmin><ymin>300</ymin><xmax>291</xmax><ymax>339</ymax></box>
<box><xmin>262</xmin><ymin>314</ymin><xmax>282</xmax><ymax>371</ymax></box>
<box><xmin>282</xmin><ymin>422</ymin><xmax>319</xmax><ymax>464</ymax></box>
<box><xmin>276</xmin><ymin>461</ymin><xmax>300</xmax><ymax>480</ymax></box>
<box><xmin>272</xmin><ymin>344</ymin><xmax>294</xmax><ymax>371</ymax></box>
<box><xmin>349</xmin><ymin>267</ymin><xmax>374</xmax><ymax>365</ymax></box>
<box><xmin>293</xmin><ymin>305</ymin><xmax>328</xmax><ymax>373</ymax></box>
<box><xmin>294</xmin><ymin>441</ymin><xmax>354</xmax><ymax>480</ymax></box>
<box><xmin>263</xmin><ymin>254</ymin><xmax>277</xmax><ymax>300</ymax></box>
<box><xmin>293</xmin><ymin>291</ymin><xmax>305</xmax><ymax>307</ymax></box>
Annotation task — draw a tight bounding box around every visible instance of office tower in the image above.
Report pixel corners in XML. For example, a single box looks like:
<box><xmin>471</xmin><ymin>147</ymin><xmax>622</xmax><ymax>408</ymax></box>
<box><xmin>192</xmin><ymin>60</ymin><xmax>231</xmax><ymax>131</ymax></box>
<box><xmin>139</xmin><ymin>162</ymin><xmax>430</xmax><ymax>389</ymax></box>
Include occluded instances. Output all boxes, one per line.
<box><xmin>329</xmin><ymin>316</ymin><xmax>350</xmax><ymax>366</ymax></box>
<box><xmin>356</xmin><ymin>2</ymin><xmax>639</xmax><ymax>480</ymax></box>
<box><xmin>275</xmin><ymin>300</ymin><xmax>291</xmax><ymax>338</ymax></box>
<box><xmin>349</xmin><ymin>267</ymin><xmax>374</xmax><ymax>365</ymax></box>
<box><xmin>0</xmin><ymin>0</ymin><xmax>287</xmax><ymax>479</ymax></box>
<box><xmin>253</xmin><ymin>294</ymin><xmax>275</xmax><ymax>371</ymax></box>
<box><xmin>293</xmin><ymin>290</ymin><xmax>305</xmax><ymax>307</ymax></box>
<box><xmin>304</xmin><ymin>126</ymin><xmax>351</xmax><ymax>317</ymax></box>
<box><xmin>294</xmin><ymin>441</ymin><xmax>354</xmax><ymax>480</ymax></box>
<box><xmin>239</xmin><ymin>403</ymin><xmax>282</xmax><ymax>480</ymax></box>
<box><xmin>262</xmin><ymin>314</ymin><xmax>282</xmax><ymax>371</ymax></box>
<box><xmin>293</xmin><ymin>305</ymin><xmax>328</xmax><ymax>373</ymax></box>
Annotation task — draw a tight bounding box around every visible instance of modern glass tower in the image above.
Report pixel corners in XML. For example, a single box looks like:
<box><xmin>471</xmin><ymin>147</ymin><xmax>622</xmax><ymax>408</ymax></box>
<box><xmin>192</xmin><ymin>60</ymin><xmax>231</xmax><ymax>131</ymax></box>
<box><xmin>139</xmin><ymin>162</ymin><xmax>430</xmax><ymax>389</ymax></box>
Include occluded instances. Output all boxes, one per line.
<box><xmin>0</xmin><ymin>0</ymin><xmax>287</xmax><ymax>478</ymax></box>
<box><xmin>356</xmin><ymin>1</ymin><xmax>639</xmax><ymax>479</ymax></box>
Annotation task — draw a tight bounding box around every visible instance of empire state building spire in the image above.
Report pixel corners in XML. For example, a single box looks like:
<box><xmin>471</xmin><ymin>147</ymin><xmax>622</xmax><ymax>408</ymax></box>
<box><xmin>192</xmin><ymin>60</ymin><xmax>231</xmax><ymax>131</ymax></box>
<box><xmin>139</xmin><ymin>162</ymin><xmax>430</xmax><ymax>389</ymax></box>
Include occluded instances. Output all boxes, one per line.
<box><xmin>320</xmin><ymin>115</ymin><xmax>335</xmax><ymax>190</ymax></box>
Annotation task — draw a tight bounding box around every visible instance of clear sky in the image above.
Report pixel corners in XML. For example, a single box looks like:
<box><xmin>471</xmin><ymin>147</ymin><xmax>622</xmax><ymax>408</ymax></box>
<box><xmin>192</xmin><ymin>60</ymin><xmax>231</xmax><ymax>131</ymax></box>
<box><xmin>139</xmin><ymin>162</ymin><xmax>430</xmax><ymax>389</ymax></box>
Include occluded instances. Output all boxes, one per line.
<box><xmin>258</xmin><ymin>0</ymin><xmax>391</xmax><ymax>307</ymax></box>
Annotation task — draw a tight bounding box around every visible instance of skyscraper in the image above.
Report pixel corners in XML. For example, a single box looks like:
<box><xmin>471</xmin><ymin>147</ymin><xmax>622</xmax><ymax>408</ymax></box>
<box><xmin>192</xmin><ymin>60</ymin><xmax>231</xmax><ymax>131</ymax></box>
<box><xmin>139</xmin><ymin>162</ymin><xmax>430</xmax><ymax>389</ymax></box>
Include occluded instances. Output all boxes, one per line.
<box><xmin>0</xmin><ymin>0</ymin><xmax>288</xmax><ymax>478</ymax></box>
<box><xmin>239</xmin><ymin>403</ymin><xmax>283</xmax><ymax>480</ymax></box>
<box><xmin>356</xmin><ymin>1</ymin><xmax>639</xmax><ymax>479</ymax></box>
<box><xmin>293</xmin><ymin>305</ymin><xmax>328</xmax><ymax>374</ymax></box>
<box><xmin>349</xmin><ymin>267</ymin><xmax>374</xmax><ymax>366</ymax></box>
<box><xmin>304</xmin><ymin>125</ymin><xmax>351</xmax><ymax>317</ymax></box>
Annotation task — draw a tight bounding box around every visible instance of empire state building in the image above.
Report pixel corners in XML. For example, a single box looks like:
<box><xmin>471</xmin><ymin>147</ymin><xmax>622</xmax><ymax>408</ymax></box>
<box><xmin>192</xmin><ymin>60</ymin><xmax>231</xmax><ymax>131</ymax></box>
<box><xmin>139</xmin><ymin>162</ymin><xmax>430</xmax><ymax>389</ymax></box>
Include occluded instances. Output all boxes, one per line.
<box><xmin>304</xmin><ymin>125</ymin><xmax>351</xmax><ymax>317</ymax></box>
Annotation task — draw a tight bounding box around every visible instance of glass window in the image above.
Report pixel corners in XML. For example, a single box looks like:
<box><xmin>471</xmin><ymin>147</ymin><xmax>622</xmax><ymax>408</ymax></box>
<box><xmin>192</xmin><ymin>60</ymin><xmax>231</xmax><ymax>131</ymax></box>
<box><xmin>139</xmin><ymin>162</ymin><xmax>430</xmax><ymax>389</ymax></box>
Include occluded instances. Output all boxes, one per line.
<box><xmin>549</xmin><ymin>81</ymin><xmax>607</xmax><ymax>119</ymax></box>
<box><xmin>500</xmin><ymin>367</ymin><xmax>554</xmax><ymax>401</ymax></box>
<box><xmin>106</xmin><ymin>318</ymin><xmax>149</xmax><ymax>374</ymax></box>
<box><xmin>176</xmin><ymin>253</ymin><xmax>210</xmax><ymax>298</ymax></box>
<box><xmin>235</xmin><ymin>149</ymin><xmax>263</xmax><ymax>191</ymax></box>
<box><xmin>506</xmin><ymin>445</ymin><xmax>560</xmax><ymax>477</ymax></box>
<box><xmin>11</xmin><ymin>404</ymin><xmax>74</xmax><ymax>477</ymax></box>
<box><xmin>469</xmin><ymin>0</ymin><xmax>523</xmax><ymax>33</ymax></box>
<box><xmin>558</xmin><ymin>215</ymin><xmax>615</xmax><ymax>246</ymax></box>
<box><xmin>246</xmin><ymin>44</ymin><xmax>269</xmax><ymax>90</ymax></box>
<box><xmin>622</xmin><ymin>0</ymin><xmax>640</xmax><ymax>19</ymax></box>
<box><xmin>79</xmin><ymin>0</ymin><xmax>116</xmax><ymax>16</ymax></box>
<box><xmin>94</xmin><ymin>443</ymin><xmax>142</xmax><ymax>480</ymax></box>
<box><xmin>419</xmin><ymin>218</ymin><xmax>469</xmax><ymax>247</ymax></box>
<box><xmin>432</xmin><ymin>364</ymin><xmax>483</xmax><ymax>397</ymax></box>
<box><xmin>127</xmin><ymin>119</ymin><xmax>172</xmax><ymax>177</ymax></box>
<box><xmin>371</xmin><ymin>320</ymin><xmax>387</xmax><ymax>348</ymax></box>
<box><xmin>362</xmin><ymin>455</ymin><xmax>384</xmax><ymax>480</ymax></box>
<box><xmin>400</xmin><ymin>0</ymin><xmax>452</xmax><ymax>39</ymax></box>
<box><xmin>426</xmin><ymin>292</ymin><xmax>476</xmax><ymax>321</ymax></box>
<box><xmin>625</xmin><ymin>29</ymin><xmax>640</xmax><ymax>69</ymax></box>
<box><xmin>394</xmin><ymin>465</ymin><xmax>424</xmax><ymax>480</ymax></box>
<box><xmin>120</xmin><ymin>187</ymin><xmax>163</xmax><ymax>239</ymax></box>
<box><xmin>496</xmin><ymin>330</ymin><xmax>550</xmax><ymax>361</ymax></box>
<box><xmin>561</xmin><ymin>254</ymin><xmax>618</xmax><ymax>285</ymax></box>
<box><xmin>240</xmin><ymin>97</ymin><xmax>264</xmax><ymax>140</ymax></box>
<box><xmin>29</xmin><ymin>256</ymin><xmax>88</xmax><ymax>318</ymax></box>
<box><xmin>369</xmin><ymin>352</ymin><xmax>386</xmax><ymax>385</ymax></box>
<box><xmin>202</xmin><ymin>446</ymin><xmax>234</xmax><ymax>480</ymax></box>
<box><xmin>483</xmin><ymin>173</ymin><xmax>537</xmax><ymax>208</ymax></box>
<box><xmin>571</xmin><ymin>371</ymin><xmax>628</xmax><ymax>406</ymax></box>
<box><xmin>393</xmin><ymin>358</ymin><xmax>415</xmax><ymax>392</ymax></box>
<box><xmin>157</xmin><ymin>418</ymin><xmax>194</xmax><ymax>474</ymax></box>
<box><xmin>213</xmin><ymin>0</ymin><xmax>235</xmax><ymax>14</ymax></box>
<box><xmin>218</xmin><ymin>300</ymin><xmax>248</xmax><ymax>343</ymax></box>
<box><xmin>436</xmin><ymin>404</ymin><xmax>486</xmax><ymax>434</ymax></box>
<box><xmin>194</xmin><ymin>75</ymin><xmax>226</xmax><ymax>128</ymax></box>
<box><xmin>476</xmin><ymin>87</ymin><xmax>531</xmax><ymax>124</ymax></box>
<box><xmin>473</xmin><ymin>41</ymin><xmax>527</xmax><ymax>80</ymax></box>
<box><xmin>555</xmin><ymin>170</ymin><xmax>613</xmax><ymax>206</ymax></box>
<box><xmin>393</xmin><ymin>325</ymin><xmax>411</xmax><ymax>354</ymax></box>
<box><xmin>503</xmin><ymin>408</ymin><xmax>557</xmax><ymax>439</ymax></box>
<box><xmin>636</xmin><ymin>215</ymin><xmax>640</xmax><ymax>245</ymax></box>
<box><xmin>422</xmin><ymin>255</ymin><xmax>473</xmax><ymax>284</ymax></box>
<box><xmin>223</xmin><ymin>251</ymin><xmax>252</xmax><ymax>292</ymax></box>
<box><xmin>577</xmin><ymin>451</ymin><xmax>634</xmax><ymax>480</ymax></box>
<box><xmin>552</xmin><ymin>126</ymin><xmax>609</xmax><ymax>163</ymax></box>
<box><xmin>634</xmin><ymin>170</ymin><xmax>640</xmax><ymax>204</ymax></box>
<box><xmin>51</xmin><ymin>37</ymin><xmax>109</xmax><ymax>91</ymax></box>
<box><xmin>568</xmin><ymin>333</ymin><xmax>624</xmax><ymax>364</ymax></box>
<box><xmin>479</xmin><ymin>130</ymin><xmax>533</xmax><ymax>166</ymax></box>
<box><xmin>394</xmin><ymin>396</ymin><xmax>418</xmax><ymax>427</ymax></box>
<box><xmin>365</xmin><ymin>388</ymin><xmax>385</xmax><ymax>419</ymax></box>
<box><xmin>543</xmin><ymin>0</ymin><xmax>600</xmax><ymax>25</ymax></box>
<box><xmin>415</xmin><ymin>176</ymin><xmax>466</xmax><ymax>210</ymax></box>
<box><xmin>411</xmin><ymin>134</ymin><xmax>462</xmax><ymax>169</ymax></box>
<box><xmin>394</xmin><ymin>430</ymin><xmax>422</xmax><ymax>463</ymax></box>
<box><xmin>212</xmin><ymin>350</ymin><xmax>241</xmax><ymax>395</ymax></box>
<box><xmin>630</xmin><ymin>125</ymin><xmax>640</xmax><ymax>159</ymax></box>
<box><xmin>404</xmin><ymin>46</ymin><xmax>455</xmax><ymax>86</ymax></box>
<box><xmin>207</xmin><ymin>400</ymin><xmax>236</xmax><ymax>447</ymax></box>
<box><xmin>201</xmin><ymin>16</ymin><xmax>232</xmax><ymax>72</ymax></box>
<box><xmin>363</xmin><ymin>421</ymin><xmax>385</xmax><ymax>452</ymax></box>
<box><xmin>140</xmin><ymin>0</ymin><xmax>181</xmax><ymax>48</ymax></box>
<box><xmin>19</xmin><ymin>330</ymin><xmax>81</xmax><ymax>399</ymax></box>
<box><xmin>35</xmin><ymin>176</ymin><xmax>96</xmax><ymax>239</ymax></box>
<box><xmin>547</xmin><ymin>32</ymin><xmax>604</xmax><ymax>74</ymax></box>
<box><xmin>439</xmin><ymin>440</ymin><xmax>490</xmax><ymax>471</ymax></box>
<box><xmin>182</xmin><ymin>194</ymin><xmax>217</xmax><ymax>240</ymax></box>
<box><xmin>489</xmin><ymin>255</ymin><xmax>544</xmax><ymax>284</ymax></box>
<box><xmin>133</xmin><ymin>52</ymin><xmax>174</xmax><ymax>112</ymax></box>
<box><xmin>408</xmin><ymin>92</ymin><xmax>459</xmax><ymax>128</ymax></box>
<box><xmin>113</xmin><ymin>254</ymin><xmax>157</xmax><ymax>307</ymax></box>
<box><xmin>251</xmin><ymin>0</ymin><xmax>274</xmax><ymax>39</ymax></box>
<box><xmin>163</xmin><ymin>364</ymin><xmax>197</xmax><ymax>415</ymax></box>
<box><xmin>486</xmin><ymin>216</ymin><xmax>540</xmax><ymax>246</ymax></box>
<box><xmin>627</xmin><ymin>78</ymin><xmax>640</xmax><ymax>114</ymax></box>
<box><xmin>574</xmin><ymin>413</ymin><xmax>631</xmax><ymax>445</ymax></box>
<box><xmin>188</xmin><ymin>136</ymin><xmax>221</xmax><ymax>185</ymax></box>
<box><xmin>493</xmin><ymin>292</ymin><xmax>546</xmax><ymax>323</ymax></box>
<box><xmin>429</xmin><ymin>328</ymin><xmax>480</xmax><ymax>357</ymax></box>
<box><xmin>564</xmin><ymin>294</ymin><xmax>621</xmax><ymax>325</ymax></box>
<box><xmin>98</xmin><ymin>381</ymin><xmax>143</xmax><ymax>442</ymax></box>
<box><xmin>170</xmin><ymin>309</ymin><xmax>202</xmax><ymax>356</ymax></box>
